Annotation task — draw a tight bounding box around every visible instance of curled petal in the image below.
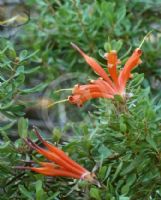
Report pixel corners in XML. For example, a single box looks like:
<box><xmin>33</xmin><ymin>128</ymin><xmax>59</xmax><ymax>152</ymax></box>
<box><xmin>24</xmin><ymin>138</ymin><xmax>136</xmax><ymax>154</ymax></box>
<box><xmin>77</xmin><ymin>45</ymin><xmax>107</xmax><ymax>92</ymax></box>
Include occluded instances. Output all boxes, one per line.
<box><xmin>72</xmin><ymin>84</ymin><xmax>108</xmax><ymax>95</ymax></box>
<box><xmin>68</xmin><ymin>91</ymin><xmax>114</xmax><ymax>107</ymax></box>
<box><xmin>25</xmin><ymin>138</ymin><xmax>86</xmax><ymax>176</ymax></box>
<box><xmin>91</xmin><ymin>79</ymin><xmax>117</xmax><ymax>94</ymax></box>
<box><xmin>68</xmin><ymin>95</ymin><xmax>83</xmax><ymax>107</ymax></box>
<box><xmin>17</xmin><ymin>165</ymin><xmax>81</xmax><ymax>179</ymax></box>
<box><xmin>118</xmin><ymin>48</ymin><xmax>142</xmax><ymax>93</ymax></box>
<box><xmin>106</xmin><ymin>50</ymin><xmax>119</xmax><ymax>87</ymax></box>
<box><xmin>79</xmin><ymin>91</ymin><xmax>114</xmax><ymax>102</ymax></box>
<box><xmin>68</xmin><ymin>81</ymin><xmax>115</xmax><ymax>107</ymax></box>
<box><xmin>33</xmin><ymin>128</ymin><xmax>87</xmax><ymax>174</ymax></box>
<box><xmin>73</xmin><ymin>80</ymin><xmax>116</xmax><ymax>96</ymax></box>
<box><xmin>39</xmin><ymin>161</ymin><xmax>60</xmax><ymax>169</ymax></box>
<box><xmin>71</xmin><ymin>43</ymin><xmax>115</xmax><ymax>88</ymax></box>
<box><xmin>16</xmin><ymin>164</ymin><xmax>98</xmax><ymax>181</ymax></box>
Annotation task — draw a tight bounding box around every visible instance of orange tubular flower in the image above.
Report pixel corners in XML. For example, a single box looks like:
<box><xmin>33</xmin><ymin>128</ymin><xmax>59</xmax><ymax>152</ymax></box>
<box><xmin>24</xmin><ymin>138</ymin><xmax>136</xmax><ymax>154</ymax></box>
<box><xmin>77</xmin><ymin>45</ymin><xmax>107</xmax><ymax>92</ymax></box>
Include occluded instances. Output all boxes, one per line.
<box><xmin>68</xmin><ymin>43</ymin><xmax>142</xmax><ymax>107</ymax></box>
<box><xmin>16</xmin><ymin>128</ymin><xmax>97</xmax><ymax>184</ymax></box>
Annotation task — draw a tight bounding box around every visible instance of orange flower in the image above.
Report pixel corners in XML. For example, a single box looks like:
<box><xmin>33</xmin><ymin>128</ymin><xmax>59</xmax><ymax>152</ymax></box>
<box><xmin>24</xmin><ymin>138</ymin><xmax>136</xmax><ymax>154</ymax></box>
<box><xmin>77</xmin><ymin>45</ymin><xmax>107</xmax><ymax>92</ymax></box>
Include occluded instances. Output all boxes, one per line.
<box><xmin>16</xmin><ymin>128</ymin><xmax>97</xmax><ymax>184</ymax></box>
<box><xmin>68</xmin><ymin>43</ymin><xmax>142</xmax><ymax>107</ymax></box>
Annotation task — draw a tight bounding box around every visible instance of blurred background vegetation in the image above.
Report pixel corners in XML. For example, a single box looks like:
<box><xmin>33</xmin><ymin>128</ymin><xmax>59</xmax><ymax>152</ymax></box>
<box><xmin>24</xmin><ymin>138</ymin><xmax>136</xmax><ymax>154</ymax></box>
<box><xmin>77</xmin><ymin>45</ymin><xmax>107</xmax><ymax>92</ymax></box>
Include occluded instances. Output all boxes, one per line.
<box><xmin>1</xmin><ymin>0</ymin><xmax>161</xmax><ymax>199</ymax></box>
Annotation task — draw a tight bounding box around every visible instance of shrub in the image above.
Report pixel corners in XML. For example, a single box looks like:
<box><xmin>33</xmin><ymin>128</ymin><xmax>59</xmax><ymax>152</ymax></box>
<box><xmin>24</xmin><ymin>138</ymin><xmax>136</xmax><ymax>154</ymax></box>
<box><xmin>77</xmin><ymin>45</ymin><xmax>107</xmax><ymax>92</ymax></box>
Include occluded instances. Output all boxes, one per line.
<box><xmin>1</xmin><ymin>0</ymin><xmax>161</xmax><ymax>199</ymax></box>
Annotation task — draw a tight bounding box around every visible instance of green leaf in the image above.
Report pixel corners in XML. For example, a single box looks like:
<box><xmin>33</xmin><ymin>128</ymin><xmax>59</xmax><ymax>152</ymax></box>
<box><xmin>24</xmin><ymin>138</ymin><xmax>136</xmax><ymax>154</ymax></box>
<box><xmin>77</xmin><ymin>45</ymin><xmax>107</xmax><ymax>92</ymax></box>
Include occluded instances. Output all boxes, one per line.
<box><xmin>0</xmin><ymin>121</ymin><xmax>15</xmax><ymax>131</ymax></box>
<box><xmin>15</xmin><ymin>66</ymin><xmax>25</xmax><ymax>76</ymax></box>
<box><xmin>90</xmin><ymin>188</ymin><xmax>101</xmax><ymax>200</ymax></box>
<box><xmin>111</xmin><ymin>40</ymin><xmax>123</xmax><ymax>51</ymax></box>
<box><xmin>126</xmin><ymin>173</ymin><xmax>136</xmax><ymax>186</ymax></box>
<box><xmin>36</xmin><ymin>180</ymin><xmax>44</xmax><ymax>200</ymax></box>
<box><xmin>20</xmin><ymin>83</ymin><xmax>47</xmax><ymax>94</ymax></box>
<box><xmin>104</xmin><ymin>42</ymin><xmax>112</xmax><ymax>52</ymax></box>
<box><xmin>104</xmin><ymin>40</ymin><xmax>123</xmax><ymax>52</ymax></box>
<box><xmin>121</xmin><ymin>156</ymin><xmax>142</xmax><ymax>175</ymax></box>
<box><xmin>18</xmin><ymin>117</ymin><xmax>28</xmax><ymax>138</ymax></box>
<box><xmin>119</xmin><ymin>116</ymin><xmax>127</xmax><ymax>133</ymax></box>
<box><xmin>46</xmin><ymin>192</ymin><xmax>60</xmax><ymax>200</ymax></box>
<box><xmin>98</xmin><ymin>145</ymin><xmax>112</xmax><ymax>160</ymax></box>
<box><xmin>119</xmin><ymin>196</ymin><xmax>130</xmax><ymax>200</ymax></box>
<box><xmin>19</xmin><ymin>185</ymin><xmax>34</xmax><ymax>200</ymax></box>
<box><xmin>19</xmin><ymin>49</ymin><xmax>39</xmax><ymax>62</ymax></box>
<box><xmin>146</xmin><ymin>135</ymin><xmax>158</xmax><ymax>151</ymax></box>
<box><xmin>24</xmin><ymin>66</ymin><xmax>41</xmax><ymax>74</ymax></box>
<box><xmin>19</xmin><ymin>50</ymin><xmax>28</xmax><ymax>62</ymax></box>
<box><xmin>0</xmin><ymin>141</ymin><xmax>10</xmax><ymax>151</ymax></box>
<box><xmin>112</xmin><ymin>161</ymin><xmax>123</xmax><ymax>182</ymax></box>
<box><xmin>6</xmin><ymin>48</ymin><xmax>17</xmax><ymax>60</ymax></box>
<box><xmin>121</xmin><ymin>184</ymin><xmax>130</xmax><ymax>195</ymax></box>
<box><xmin>116</xmin><ymin>4</ymin><xmax>126</xmax><ymax>25</ymax></box>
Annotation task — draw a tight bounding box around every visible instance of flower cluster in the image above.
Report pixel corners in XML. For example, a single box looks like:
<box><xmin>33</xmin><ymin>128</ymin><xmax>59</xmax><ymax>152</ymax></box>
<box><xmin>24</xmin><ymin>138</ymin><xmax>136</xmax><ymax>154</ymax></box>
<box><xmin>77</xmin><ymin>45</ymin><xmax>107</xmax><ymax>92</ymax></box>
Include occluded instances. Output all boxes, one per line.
<box><xmin>68</xmin><ymin>43</ymin><xmax>142</xmax><ymax>107</ymax></box>
<box><xmin>17</xmin><ymin>128</ymin><xmax>97</xmax><ymax>184</ymax></box>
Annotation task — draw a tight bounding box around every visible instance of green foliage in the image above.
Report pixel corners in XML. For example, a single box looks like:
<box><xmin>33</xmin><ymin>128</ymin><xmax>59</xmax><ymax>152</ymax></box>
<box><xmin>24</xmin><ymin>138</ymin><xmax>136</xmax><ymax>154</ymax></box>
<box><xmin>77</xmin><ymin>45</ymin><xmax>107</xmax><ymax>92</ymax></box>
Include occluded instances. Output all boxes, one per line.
<box><xmin>20</xmin><ymin>0</ymin><xmax>161</xmax><ymax>88</ymax></box>
<box><xmin>1</xmin><ymin>0</ymin><xmax>161</xmax><ymax>199</ymax></box>
<box><xmin>0</xmin><ymin>40</ymin><xmax>47</xmax><ymax>132</ymax></box>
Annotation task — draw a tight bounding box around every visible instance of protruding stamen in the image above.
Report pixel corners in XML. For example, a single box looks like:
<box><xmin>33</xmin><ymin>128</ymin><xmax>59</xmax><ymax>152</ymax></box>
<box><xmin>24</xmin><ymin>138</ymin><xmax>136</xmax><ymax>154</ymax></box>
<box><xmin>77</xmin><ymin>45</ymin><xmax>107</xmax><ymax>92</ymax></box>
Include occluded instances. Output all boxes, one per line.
<box><xmin>47</xmin><ymin>99</ymin><xmax>68</xmax><ymax>108</ymax></box>
<box><xmin>138</xmin><ymin>30</ymin><xmax>153</xmax><ymax>49</ymax></box>
<box><xmin>55</xmin><ymin>88</ymin><xmax>73</xmax><ymax>93</ymax></box>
